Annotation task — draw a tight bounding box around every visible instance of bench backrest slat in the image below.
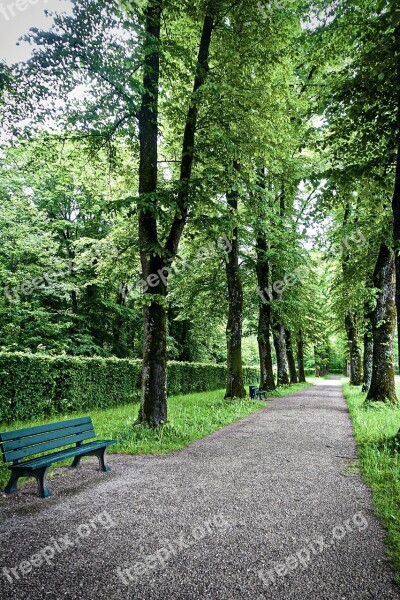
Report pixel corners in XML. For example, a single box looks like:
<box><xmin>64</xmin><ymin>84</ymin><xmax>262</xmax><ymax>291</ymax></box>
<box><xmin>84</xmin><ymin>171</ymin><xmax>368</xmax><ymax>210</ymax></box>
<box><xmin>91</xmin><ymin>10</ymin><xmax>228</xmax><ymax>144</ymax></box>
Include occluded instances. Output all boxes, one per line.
<box><xmin>0</xmin><ymin>417</ymin><xmax>92</xmax><ymax>442</ymax></box>
<box><xmin>2</xmin><ymin>422</ymin><xmax>95</xmax><ymax>453</ymax></box>
<box><xmin>0</xmin><ymin>417</ymin><xmax>96</xmax><ymax>464</ymax></box>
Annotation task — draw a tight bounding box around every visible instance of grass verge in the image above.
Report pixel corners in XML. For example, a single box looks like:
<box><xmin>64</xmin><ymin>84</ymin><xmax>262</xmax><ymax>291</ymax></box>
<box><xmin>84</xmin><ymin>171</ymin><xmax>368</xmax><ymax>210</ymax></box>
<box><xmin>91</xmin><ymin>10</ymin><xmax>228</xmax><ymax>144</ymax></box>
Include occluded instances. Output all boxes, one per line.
<box><xmin>343</xmin><ymin>380</ymin><xmax>400</xmax><ymax>582</ymax></box>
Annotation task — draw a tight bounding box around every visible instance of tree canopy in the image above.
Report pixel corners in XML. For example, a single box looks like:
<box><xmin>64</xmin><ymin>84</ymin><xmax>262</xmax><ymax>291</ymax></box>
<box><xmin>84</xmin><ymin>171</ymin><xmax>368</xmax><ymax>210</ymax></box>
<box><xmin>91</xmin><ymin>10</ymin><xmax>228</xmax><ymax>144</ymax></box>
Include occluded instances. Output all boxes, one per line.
<box><xmin>1</xmin><ymin>0</ymin><xmax>400</xmax><ymax>424</ymax></box>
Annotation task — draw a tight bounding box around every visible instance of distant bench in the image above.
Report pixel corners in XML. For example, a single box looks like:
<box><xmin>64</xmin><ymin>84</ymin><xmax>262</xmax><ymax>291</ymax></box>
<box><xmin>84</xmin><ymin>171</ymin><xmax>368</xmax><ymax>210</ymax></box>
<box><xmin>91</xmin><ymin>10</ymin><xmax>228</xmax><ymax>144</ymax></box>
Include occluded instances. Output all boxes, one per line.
<box><xmin>0</xmin><ymin>417</ymin><xmax>116</xmax><ymax>498</ymax></box>
<box><xmin>249</xmin><ymin>386</ymin><xmax>267</xmax><ymax>401</ymax></box>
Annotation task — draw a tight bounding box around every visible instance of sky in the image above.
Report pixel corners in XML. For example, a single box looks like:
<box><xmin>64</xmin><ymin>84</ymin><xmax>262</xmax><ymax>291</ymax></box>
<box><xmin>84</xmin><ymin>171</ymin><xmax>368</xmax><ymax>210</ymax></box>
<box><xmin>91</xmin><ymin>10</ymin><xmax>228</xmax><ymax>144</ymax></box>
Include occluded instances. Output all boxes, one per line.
<box><xmin>0</xmin><ymin>0</ymin><xmax>72</xmax><ymax>64</ymax></box>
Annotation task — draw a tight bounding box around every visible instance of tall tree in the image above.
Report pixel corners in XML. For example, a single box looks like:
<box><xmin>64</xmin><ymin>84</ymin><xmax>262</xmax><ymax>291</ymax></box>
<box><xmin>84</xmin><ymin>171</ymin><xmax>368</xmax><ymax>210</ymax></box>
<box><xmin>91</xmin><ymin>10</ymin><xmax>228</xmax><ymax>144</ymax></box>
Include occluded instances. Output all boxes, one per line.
<box><xmin>137</xmin><ymin>2</ymin><xmax>215</xmax><ymax>425</ymax></box>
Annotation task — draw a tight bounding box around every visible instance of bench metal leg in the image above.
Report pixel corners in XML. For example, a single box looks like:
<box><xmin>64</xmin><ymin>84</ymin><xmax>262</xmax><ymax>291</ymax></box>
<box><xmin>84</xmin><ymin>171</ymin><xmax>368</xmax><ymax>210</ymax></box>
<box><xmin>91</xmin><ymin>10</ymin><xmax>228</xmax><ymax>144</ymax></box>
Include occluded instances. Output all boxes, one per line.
<box><xmin>4</xmin><ymin>470</ymin><xmax>20</xmax><ymax>494</ymax></box>
<box><xmin>33</xmin><ymin>467</ymin><xmax>52</xmax><ymax>498</ymax></box>
<box><xmin>69</xmin><ymin>455</ymin><xmax>82</xmax><ymax>469</ymax></box>
<box><xmin>68</xmin><ymin>446</ymin><xmax>111</xmax><ymax>472</ymax></box>
<box><xmin>94</xmin><ymin>447</ymin><xmax>111</xmax><ymax>472</ymax></box>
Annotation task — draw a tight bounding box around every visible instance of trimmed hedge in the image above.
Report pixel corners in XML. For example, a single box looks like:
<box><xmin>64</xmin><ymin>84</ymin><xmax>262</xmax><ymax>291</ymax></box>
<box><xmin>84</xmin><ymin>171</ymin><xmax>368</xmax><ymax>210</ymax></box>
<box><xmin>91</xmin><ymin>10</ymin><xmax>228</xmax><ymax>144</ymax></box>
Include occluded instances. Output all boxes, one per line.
<box><xmin>0</xmin><ymin>353</ymin><xmax>260</xmax><ymax>423</ymax></box>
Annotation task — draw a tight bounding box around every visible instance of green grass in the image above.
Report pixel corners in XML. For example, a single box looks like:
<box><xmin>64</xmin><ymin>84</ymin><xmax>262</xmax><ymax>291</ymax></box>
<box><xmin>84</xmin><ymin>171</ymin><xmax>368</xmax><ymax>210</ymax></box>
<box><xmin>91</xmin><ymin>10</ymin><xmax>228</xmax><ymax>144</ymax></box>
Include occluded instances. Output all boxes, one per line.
<box><xmin>342</xmin><ymin>378</ymin><xmax>400</xmax><ymax>582</ymax></box>
<box><xmin>0</xmin><ymin>382</ymin><xmax>312</xmax><ymax>494</ymax></box>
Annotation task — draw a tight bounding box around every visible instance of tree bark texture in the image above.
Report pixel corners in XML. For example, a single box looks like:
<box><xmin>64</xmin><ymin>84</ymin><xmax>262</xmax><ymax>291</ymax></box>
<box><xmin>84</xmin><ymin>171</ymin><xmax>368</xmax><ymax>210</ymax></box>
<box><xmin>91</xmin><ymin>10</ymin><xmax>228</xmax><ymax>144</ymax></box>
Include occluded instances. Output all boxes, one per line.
<box><xmin>366</xmin><ymin>244</ymin><xmax>398</xmax><ymax>404</ymax></box>
<box><xmin>392</xmin><ymin>144</ymin><xmax>400</xmax><ymax>372</ymax></box>
<box><xmin>285</xmin><ymin>329</ymin><xmax>299</xmax><ymax>384</ymax></box>
<box><xmin>256</xmin><ymin>231</ymin><xmax>276</xmax><ymax>391</ymax></box>
<box><xmin>273</xmin><ymin>323</ymin><xmax>290</xmax><ymax>385</ymax></box>
<box><xmin>225</xmin><ymin>163</ymin><xmax>246</xmax><ymax>399</ymax></box>
<box><xmin>362</xmin><ymin>327</ymin><xmax>373</xmax><ymax>393</ymax></box>
<box><xmin>297</xmin><ymin>330</ymin><xmax>306</xmax><ymax>383</ymax></box>
<box><xmin>344</xmin><ymin>309</ymin><xmax>362</xmax><ymax>386</ymax></box>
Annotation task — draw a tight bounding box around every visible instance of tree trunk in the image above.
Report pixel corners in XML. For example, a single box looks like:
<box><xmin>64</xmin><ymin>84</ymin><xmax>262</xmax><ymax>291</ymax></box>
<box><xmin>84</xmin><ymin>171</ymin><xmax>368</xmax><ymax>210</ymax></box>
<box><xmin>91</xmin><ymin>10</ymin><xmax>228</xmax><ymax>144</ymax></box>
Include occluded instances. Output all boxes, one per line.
<box><xmin>362</xmin><ymin>279</ymin><xmax>374</xmax><ymax>392</ymax></box>
<box><xmin>390</xmin><ymin>23</ymin><xmax>400</xmax><ymax>432</ymax></box>
<box><xmin>270</xmin><ymin>185</ymin><xmax>289</xmax><ymax>386</ymax></box>
<box><xmin>361</xmin><ymin>330</ymin><xmax>373</xmax><ymax>393</ymax></box>
<box><xmin>113</xmin><ymin>284</ymin><xmax>129</xmax><ymax>358</ymax></box>
<box><xmin>225</xmin><ymin>163</ymin><xmax>246</xmax><ymax>399</ymax></box>
<box><xmin>366</xmin><ymin>244</ymin><xmax>398</xmax><ymax>404</ymax></box>
<box><xmin>344</xmin><ymin>309</ymin><xmax>362</xmax><ymax>385</ymax></box>
<box><xmin>273</xmin><ymin>323</ymin><xmax>290</xmax><ymax>385</ymax></box>
<box><xmin>136</xmin><ymin>1</ymin><xmax>165</xmax><ymax>426</ymax></box>
<box><xmin>136</xmin><ymin>5</ymin><xmax>214</xmax><ymax>425</ymax></box>
<box><xmin>392</xmin><ymin>143</ymin><xmax>400</xmax><ymax>372</ymax></box>
<box><xmin>141</xmin><ymin>279</ymin><xmax>168</xmax><ymax>425</ymax></box>
<box><xmin>256</xmin><ymin>230</ymin><xmax>275</xmax><ymax>391</ymax></box>
<box><xmin>165</xmin><ymin>13</ymin><xmax>214</xmax><ymax>258</ymax></box>
<box><xmin>340</xmin><ymin>203</ymin><xmax>361</xmax><ymax>385</ymax></box>
<box><xmin>315</xmin><ymin>346</ymin><xmax>321</xmax><ymax>377</ymax></box>
<box><xmin>285</xmin><ymin>329</ymin><xmax>298</xmax><ymax>383</ymax></box>
<box><xmin>297</xmin><ymin>330</ymin><xmax>306</xmax><ymax>383</ymax></box>
<box><xmin>315</xmin><ymin>344</ymin><xmax>329</xmax><ymax>377</ymax></box>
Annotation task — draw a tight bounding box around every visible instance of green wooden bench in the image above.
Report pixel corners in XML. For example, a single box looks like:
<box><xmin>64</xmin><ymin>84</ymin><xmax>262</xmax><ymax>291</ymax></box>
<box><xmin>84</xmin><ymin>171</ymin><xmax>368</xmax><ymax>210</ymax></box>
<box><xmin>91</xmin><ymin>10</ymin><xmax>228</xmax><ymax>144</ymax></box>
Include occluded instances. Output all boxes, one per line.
<box><xmin>249</xmin><ymin>386</ymin><xmax>267</xmax><ymax>401</ymax></box>
<box><xmin>0</xmin><ymin>417</ymin><xmax>116</xmax><ymax>498</ymax></box>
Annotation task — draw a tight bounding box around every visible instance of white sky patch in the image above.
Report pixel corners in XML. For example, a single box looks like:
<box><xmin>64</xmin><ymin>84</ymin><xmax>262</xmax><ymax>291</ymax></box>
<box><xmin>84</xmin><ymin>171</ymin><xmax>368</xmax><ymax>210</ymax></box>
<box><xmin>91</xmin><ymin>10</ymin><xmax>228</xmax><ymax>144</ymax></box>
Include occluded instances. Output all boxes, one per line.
<box><xmin>301</xmin><ymin>8</ymin><xmax>335</xmax><ymax>31</ymax></box>
<box><xmin>0</xmin><ymin>0</ymin><xmax>72</xmax><ymax>64</ymax></box>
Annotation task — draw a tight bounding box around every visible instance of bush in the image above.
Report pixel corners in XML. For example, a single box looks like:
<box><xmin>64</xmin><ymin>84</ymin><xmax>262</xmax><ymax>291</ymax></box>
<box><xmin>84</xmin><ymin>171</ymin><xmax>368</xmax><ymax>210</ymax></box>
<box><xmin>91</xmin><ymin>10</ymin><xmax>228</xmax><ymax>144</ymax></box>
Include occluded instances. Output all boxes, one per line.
<box><xmin>0</xmin><ymin>353</ymin><xmax>259</xmax><ymax>423</ymax></box>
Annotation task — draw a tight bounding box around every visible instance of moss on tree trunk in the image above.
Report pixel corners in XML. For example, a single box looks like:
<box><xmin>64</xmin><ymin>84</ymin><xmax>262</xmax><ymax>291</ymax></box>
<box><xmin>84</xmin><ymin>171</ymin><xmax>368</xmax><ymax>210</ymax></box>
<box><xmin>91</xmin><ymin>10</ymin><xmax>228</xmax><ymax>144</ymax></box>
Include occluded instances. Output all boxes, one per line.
<box><xmin>366</xmin><ymin>244</ymin><xmax>398</xmax><ymax>405</ymax></box>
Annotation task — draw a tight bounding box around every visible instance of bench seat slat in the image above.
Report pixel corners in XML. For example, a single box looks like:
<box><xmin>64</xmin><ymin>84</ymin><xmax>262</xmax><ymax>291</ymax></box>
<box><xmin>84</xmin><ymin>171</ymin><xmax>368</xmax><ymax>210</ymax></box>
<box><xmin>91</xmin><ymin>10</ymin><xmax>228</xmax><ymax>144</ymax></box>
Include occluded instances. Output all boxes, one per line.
<box><xmin>4</xmin><ymin>431</ymin><xmax>96</xmax><ymax>463</ymax></box>
<box><xmin>12</xmin><ymin>440</ymin><xmax>115</xmax><ymax>470</ymax></box>
<box><xmin>0</xmin><ymin>417</ymin><xmax>92</xmax><ymax>442</ymax></box>
<box><xmin>2</xmin><ymin>422</ymin><xmax>95</xmax><ymax>453</ymax></box>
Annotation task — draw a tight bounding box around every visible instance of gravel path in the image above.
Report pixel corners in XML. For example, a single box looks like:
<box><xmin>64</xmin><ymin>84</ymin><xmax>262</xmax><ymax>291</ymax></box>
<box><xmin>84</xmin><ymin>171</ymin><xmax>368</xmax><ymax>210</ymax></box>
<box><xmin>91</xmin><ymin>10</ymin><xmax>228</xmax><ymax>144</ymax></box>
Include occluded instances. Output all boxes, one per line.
<box><xmin>0</xmin><ymin>377</ymin><xmax>399</xmax><ymax>599</ymax></box>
